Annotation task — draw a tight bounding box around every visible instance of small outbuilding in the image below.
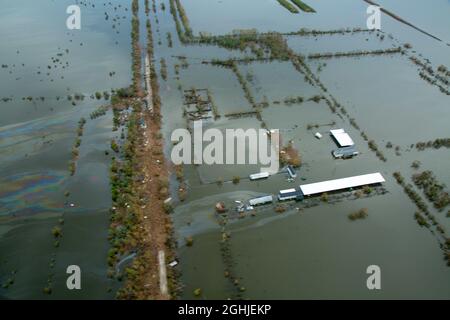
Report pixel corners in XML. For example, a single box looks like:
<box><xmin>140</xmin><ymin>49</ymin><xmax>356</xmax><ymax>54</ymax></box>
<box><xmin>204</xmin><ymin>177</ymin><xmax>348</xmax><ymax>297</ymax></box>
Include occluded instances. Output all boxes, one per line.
<box><xmin>278</xmin><ymin>188</ymin><xmax>304</xmax><ymax>201</ymax></box>
<box><xmin>249</xmin><ymin>172</ymin><xmax>270</xmax><ymax>181</ymax></box>
<box><xmin>249</xmin><ymin>195</ymin><xmax>273</xmax><ymax>206</ymax></box>
<box><xmin>287</xmin><ymin>165</ymin><xmax>297</xmax><ymax>179</ymax></box>
<box><xmin>333</xmin><ymin>146</ymin><xmax>359</xmax><ymax>159</ymax></box>
<box><xmin>330</xmin><ymin>129</ymin><xmax>354</xmax><ymax>147</ymax></box>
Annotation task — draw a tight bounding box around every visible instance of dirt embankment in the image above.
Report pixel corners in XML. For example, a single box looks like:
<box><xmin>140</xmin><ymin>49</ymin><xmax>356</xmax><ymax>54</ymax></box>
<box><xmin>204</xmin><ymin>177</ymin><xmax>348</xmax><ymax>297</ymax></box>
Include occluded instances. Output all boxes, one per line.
<box><xmin>115</xmin><ymin>0</ymin><xmax>179</xmax><ymax>300</ymax></box>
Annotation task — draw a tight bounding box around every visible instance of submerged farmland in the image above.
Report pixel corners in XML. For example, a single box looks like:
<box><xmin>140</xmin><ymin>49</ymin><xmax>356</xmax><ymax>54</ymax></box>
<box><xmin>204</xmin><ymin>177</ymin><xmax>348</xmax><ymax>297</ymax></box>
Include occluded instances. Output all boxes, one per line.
<box><xmin>0</xmin><ymin>0</ymin><xmax>449</xmax><ymax>300</ymax></box>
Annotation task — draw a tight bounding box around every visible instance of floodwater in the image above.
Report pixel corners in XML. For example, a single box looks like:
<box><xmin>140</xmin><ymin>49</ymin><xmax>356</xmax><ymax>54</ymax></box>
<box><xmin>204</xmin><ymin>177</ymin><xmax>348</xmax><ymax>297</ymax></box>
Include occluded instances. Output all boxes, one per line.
<box><xmin>0</xmin><ymin>0</ymin><xmax>132</xmax><ymax>299</ymax></box>
<box><xmin>160</xmin><ymin>0</ymin><xmax>450</xmax><ymax>299</ymax></box>
<box><xmin>1</xmin><ymin>0</ymin><xmax>449</xmax><ymax>300</ymax></box>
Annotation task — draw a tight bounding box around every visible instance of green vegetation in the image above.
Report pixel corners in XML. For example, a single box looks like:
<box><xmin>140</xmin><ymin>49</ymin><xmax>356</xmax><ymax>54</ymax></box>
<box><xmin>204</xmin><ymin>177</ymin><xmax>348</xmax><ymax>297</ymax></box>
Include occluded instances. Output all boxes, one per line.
<box><xmin>415</xmin><ymin>138</ymin><xmax>450</xmax><ymax>151</ymax></box>
<box><xmin>411</xmin><ymin>160</ymin><xmax>421</xmax><ymax>169</ymax></box>
<box><xmin>230</xmin><ymin>62</ymin><xmax>257</xmax><ymax>108</ymax></box>
<box><xmin>169</xmin><ymin>0</ymin><xmax>192</xmax><ymax>42</ymax></box>
<box><xmin>368</xmin><ymin>140</ymin><xmax>386</xmax><ymax>162</ymax></box>
<box><xmin>90</xmin><ymin>105</ymin><xmax>109</xmax><ymax>120</ymax></box>
<box><xmin>146</xmin><ymin>17</ymin><xmax>162</xmax><ymax>119</ymax></box>
<box><xmin>308</xmin><ymin>95</ymin><xmax>323</xmax><ymax>103</ymax></box>
<box><xmin>286</xmin><ymin>27</ymin><xmax>373</xmax><ymax>36</ymax></box>
<box><xmin>232</xmin><ymin>176</ymin><xmax>241</xmax><ymax>184</ymax></box>
<box><xmin>277</xmin><ymin>0</ymin><xmax>299</xmax><ymax>13</ymax></box>
<box><xmin>167</xmin><ymin>32</ymin><xmax>173</xmax><ymax>47</ymax></box>
<box><xmin>193</xmin><ymin>288</ymin><xmax>202</xmax><ymax>297</ymax></box>
<box><xmin>414</xmin><ymin>212</ymin><xmax>430</xmax><ymax>227</ymax></box>
<box><xmin>201</xmin><ymin>32</ymin><xmax>289</xmax><ymax>61</ymax></box>
<box><xmin>73</xmin><ymin>93</ymin><xmax>84</xmax><ymax>101</ymax></box>
<box><xmin>2</xmin><ymin>277</ymin><xmax>14</xmax><ymax>289</ymax></box>
<box><xmin>163</xmin><ymin>202</ymin><xmax>174</xmax><ymax>214</ymax></box>
<box><xmin>308</xmin><ymin>47</ymin><xmax>402</xmax><ymax>60</ymax></box>
<box><xmin>437</xmin><ymin>64</ymin><xmax>450</xmax><ymax>77</ymax></box>
<box><xmin>111</xmin><ymin>139</ymin><xmax>120</xmax><ymax>153</ymax></box>
<box><xmin>291</xmin><ymin>0</ymin><xmax>316</xmax><ymax>13</ymax></box>
<box><xmin>108</xmin><ymin>104</ymin><xmax>141</xmax><ymax>275</ymax></box>
<box><xmin>43</xmin><ymin>287</ymin><xmax>52</xmax><ymax>295</ymax></box>
<box><xmin>51</xmin><ymin>226</ymin><xmax>62</xmax><ymax>238</ymax></box>
<box><xmin>363</xmin><ymin>186</ymin><xmax>373</xmax><ymax>195</ymax></box>
<box><xmin>175</xmin><ymin>0</ymin><xmax>193</xmax><ymax>37</ymax></box>
<box><xmin>348</xmin><ymin>208</ymin><xmax>368</xmax><ymax>221</ymax></box>
<box><xmin>306</xmin><ymin>121</ymin><xmax>336</xmax><ymax>130</ymax></box>
<box><xmin>393</xmin><ymin>172</ymin><xmax>429</xmax><ymax>214</ymax></box>
<box><xmin>224</xmin><ymin>111</ymin><xmax>259</xmax><ymax>119</ymax></box>
<box><xmin>412</xmin><ymin>171</ymin><xmax>450</xmax><ymax>210</ymax></box>
<box><xmin>160</xmin><ymin>58</ymin><xmax>168</xmax><ymax>81</ymax></box>
<box><xmin>68</xmin><ymin>118</ymin><xmax>86</xmax><ymax>176</ymax></box>
<box><xmin>131</xmin><ymin>0</ymin><xmax>142</xmax><ymax>96</ymax></box>
<box><xmin>76</xmin><ymin>118</ymin><xmax>86</xmax><ymax>137</ymax></box>
<box><xmin>145</xmin><ymin>0</ymin><xmax>150</xmax><ymax>15</ymax></box>
<box><xmin>169</xmin><ymin>0</ymin><xmax>187</xmax><ymax>43</ymax></box>
<box><xmin>207</xmin><ymin>89</ymin><xmax>220</xmax><ymax>120</ymax></box>
<box><xmin>185</xmin><ymin>236</ymin><xmax>194</xmax><ymax>247</ymax></box>
<box><xmin>410</xmin><ymin>56</ymin><xmax>450</xmax><ymax>96</ymax></box>
<box><xmin>283</xmin><ymin>96</ymin><xmax>304</xmax><ymax>105</ymax></box>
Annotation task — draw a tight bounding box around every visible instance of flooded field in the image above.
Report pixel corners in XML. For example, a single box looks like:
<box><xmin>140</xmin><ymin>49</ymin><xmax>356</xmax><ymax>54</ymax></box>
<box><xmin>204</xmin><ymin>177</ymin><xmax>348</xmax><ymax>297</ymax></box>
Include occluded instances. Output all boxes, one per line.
<box><xmin>1</xmin><ymin>0</ymin><xmax>449</xmax><ymax>299</ymax></box>
<box><xmin>0</xmin><ymin>0</ymin><xmax>132</xmax><ymax>299</ymax></box>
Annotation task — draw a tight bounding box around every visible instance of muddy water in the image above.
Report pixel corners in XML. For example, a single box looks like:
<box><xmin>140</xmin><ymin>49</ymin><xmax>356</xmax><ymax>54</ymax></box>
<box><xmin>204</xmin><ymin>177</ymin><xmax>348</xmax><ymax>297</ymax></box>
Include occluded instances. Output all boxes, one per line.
<box><xmin>156</xmin><ymin>0</ymin><xmax>450</xmax><ymax>299</ymax></box>
<box><xmin>0</xmin><ymin>0</ymin><xmax>132</xmax><ymax>299</ymax></box>
<box><xmin>182</xmin><ymin>0</ymin><xmax>370</xmax><ymax>35</ymax></box>
<box><xmin>1</xmin><ymin>0</ymin><xmax>449</xmax><ymax>300</ymax></box>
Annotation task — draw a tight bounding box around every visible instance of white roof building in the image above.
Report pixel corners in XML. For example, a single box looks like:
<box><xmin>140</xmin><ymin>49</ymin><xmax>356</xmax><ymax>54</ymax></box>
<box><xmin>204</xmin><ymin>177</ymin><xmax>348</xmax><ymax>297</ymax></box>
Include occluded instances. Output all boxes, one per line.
<box><xmin>330</xmin><ymin>129</ymin><xmax>354</xmax><ymax>147</ymax></box>
<box><xmin>249</xmin><ymin>172</ymin><xmax>270</xmax><ymax>180</ymax></box>
<box><xmin>300</xmin><ymin>173</ymin><xmax>385</xmax><ymax>196</ymax></box>
<box><xmin>279</xmin><ymin>188</ymin><xmax>297</xmax><ymax>195</ymax></box>
<box><xmin>249</xmin><ymin>195</ymin><xmax>273</xmax><ymax>206</ymax></box>
<box><xmin>278</xmin><ymin>188</ymin><xmax>303</xmax><ymax>201</ymax></box>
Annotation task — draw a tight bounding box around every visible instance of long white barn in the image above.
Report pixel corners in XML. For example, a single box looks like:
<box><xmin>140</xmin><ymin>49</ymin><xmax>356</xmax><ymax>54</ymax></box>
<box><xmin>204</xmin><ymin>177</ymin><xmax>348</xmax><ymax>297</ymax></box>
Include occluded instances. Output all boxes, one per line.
<box><xmin>300</xmin><ymin>173</ymin><xmax>385</xmax><ymax>196</ymax></box>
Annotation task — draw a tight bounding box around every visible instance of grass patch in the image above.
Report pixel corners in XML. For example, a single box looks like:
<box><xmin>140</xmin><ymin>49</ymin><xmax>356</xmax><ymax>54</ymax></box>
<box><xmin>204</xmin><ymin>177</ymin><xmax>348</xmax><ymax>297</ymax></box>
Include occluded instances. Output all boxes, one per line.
<box><xmin>160</xmin><ymin>58</ymin><xmax>167</xmax><ymax>81</ymax></box>
<box><xmin>412</xmin><ymin>171</ymin><xmax>450</xmax><ymax>210</ymax></box>
<box><xmin>291</xmin><ymin>0</ymin><xmax>316</xmax><ymax>13</ymax></box>
<box><xmin>348</xmin><ymin>208</ymin><xmax>368</xmax><ymax>221</ymax></box>
<box><xmin>277</xmin><ymin>0</ymin><xmax>299</xmax><ymax>13</ymax></box>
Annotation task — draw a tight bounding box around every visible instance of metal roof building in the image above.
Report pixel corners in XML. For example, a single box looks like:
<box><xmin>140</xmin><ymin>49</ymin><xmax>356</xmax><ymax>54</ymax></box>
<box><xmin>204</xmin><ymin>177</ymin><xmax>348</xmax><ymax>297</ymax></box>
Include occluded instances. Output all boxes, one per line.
<box><xmin>278</xmin><ymin>188</ymin><xmax>304</xmax><ymax>201</ymax></box>
<box><xmin>249</xmin><ymin>195</ymin><xmax>273</xmax><ymax>206</ymax></box>
<box><xmin>300</xmin><ymin>173</ymin><xmax>385</xmax><ymax>196</ymax></box>
<box><xmin>330</xmin><ymin>129</ymin><xmax>354</xmax><ymax>147</ymax></box>
<box><xmin>249</xmin><ymin>172</ymin><xmax>270</xmax><ymax>181</ymax></box>
<box><xmin>332</xmin><ymin>145</ymin><xmax>359</xmax><ymax>159</ymax></box>
<box><xmin>287</xmin><ymin>165</ymin><xmax>297</xmax><ymax>178</ymax></box>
